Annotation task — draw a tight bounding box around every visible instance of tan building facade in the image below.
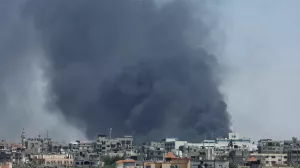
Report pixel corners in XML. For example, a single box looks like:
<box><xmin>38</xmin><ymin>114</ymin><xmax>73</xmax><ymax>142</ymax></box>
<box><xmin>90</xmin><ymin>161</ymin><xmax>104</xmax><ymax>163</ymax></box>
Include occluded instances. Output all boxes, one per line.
<box><xmin>250</xmin><ymin>153</ymin><xmax>287</xmax><ymax>166</ymax></box>
<box><xmin>144</xmin><ymin>158</ymin><xmax>190</xmax><ymax>168</ymax></box>
<box><xmin>30</xmin><ymin>154</ymin><xmax>74</xmax><ymax>167</ymax></box>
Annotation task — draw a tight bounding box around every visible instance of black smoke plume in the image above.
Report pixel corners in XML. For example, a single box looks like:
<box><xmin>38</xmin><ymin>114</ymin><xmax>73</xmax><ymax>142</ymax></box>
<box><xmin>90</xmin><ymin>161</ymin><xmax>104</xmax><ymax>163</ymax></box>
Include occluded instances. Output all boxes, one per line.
<box><xmin>24</xmin><ymin>0</ymin><xmax>231</xmax><ymax>140</ymax></box>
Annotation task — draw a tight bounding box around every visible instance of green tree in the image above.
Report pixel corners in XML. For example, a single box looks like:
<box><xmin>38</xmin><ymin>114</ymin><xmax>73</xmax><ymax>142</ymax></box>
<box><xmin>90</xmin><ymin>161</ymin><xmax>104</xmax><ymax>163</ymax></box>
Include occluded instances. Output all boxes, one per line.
<box><xmin>229</xmin><ymin>163</ymin><xmax>237</xmax><ymax>168</ymax></box>
<box><xmin>102</xmin><ymin>155</ymin><xmax>124</xmax><ymax>166</ymax></box>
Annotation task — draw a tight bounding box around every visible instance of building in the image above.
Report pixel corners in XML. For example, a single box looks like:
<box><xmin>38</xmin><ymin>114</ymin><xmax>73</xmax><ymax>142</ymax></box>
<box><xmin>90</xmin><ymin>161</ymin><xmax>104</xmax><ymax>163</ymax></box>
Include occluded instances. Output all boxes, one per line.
<box><xmin>93</xmin><ymin>134</ymin><xmax>133</xmax><ymax>156</ymax></box>
<box><xmin>144</xmin><ymin>152</ymin><xmax>190</xmax><ymax>168</ymax></box>
<box><xmin>250</xmin><ymin>153</ymin><xmax>287</xmax><ymax>166</ymax></box>
<box><xmin>0</xmin><ymin>162</ymin><xmax>12</xmax><ymax>168</ymax></box>
<box><xmin>164</xmin><ymin>139</ymin><xmax>187</xmax><ymax>152</ymax></box>
<box><xmin>258</xmin><ymin>139</ymin><xmax>283</xmax><ymax>154</ymax></box>
<box><xmin>283</xmin><ymin>137</ymin><xmax>300</xmax><ymax>165</ymax></box>
<box><xmin>30</xmin><ymin>154</ymin><xmax>74</xmax><ymax>167</ymax></box>
<box><xmin>215</xmin><ymin>133</ymin><xmax>256</xmax><ymax>152</ymax></box>
<box><xmin>116</xmin><ymin>159</ymin><xmax>142</xmax><ymax>168</ymax></box>
<box><xmin>74</xmin><ymin>152</ymin><xmax>100</xmax><ymax>167</ymax></box>
<box><xmin>190</xmin><ymin>160</ymin><xmax>229</xmax><ymax>168</ymax></box>
<box><xmin>25</xmin><ymin>138</ymin><xmax>50</xmax><ymax>154</ymax></box>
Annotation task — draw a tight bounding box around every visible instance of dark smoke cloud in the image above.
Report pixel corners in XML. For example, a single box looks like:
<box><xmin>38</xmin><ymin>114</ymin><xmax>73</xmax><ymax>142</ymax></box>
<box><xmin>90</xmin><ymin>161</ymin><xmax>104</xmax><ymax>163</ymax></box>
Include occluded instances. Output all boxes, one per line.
<box><xmin>23</xmin><ymin>0</ymin><xmax>231</xmax><ymax>140</ymax></box>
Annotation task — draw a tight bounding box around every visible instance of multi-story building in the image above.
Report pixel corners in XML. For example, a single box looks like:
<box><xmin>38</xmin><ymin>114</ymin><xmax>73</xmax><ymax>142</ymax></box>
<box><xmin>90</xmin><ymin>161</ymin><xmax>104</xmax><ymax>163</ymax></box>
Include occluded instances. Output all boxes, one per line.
<box><xmin>0</xmin><ymin>141</ymin><xmax>8</xmax><ymax>151</ymax></box>
<box><xmin>215</xmin><ymin>133</ymin><xmax>256</xmax><ymax>152</ymax></box>
<box><xmin>93</xmin><ymin>134</ymin><xmax>133</xmax><ymax>156</ymax></box>
<box><xmin>49</xmin><ymin>141</ymin><xmax>70</xmax><ymax>154</ymax></box>
<box><xmin>283</xmin><ymin>138</ymin><xmax>300</xmax><ymax>165</ymax></box>
<box><xmin>144</xmin><ymin>152</ymin><xmax>190</xmax><ymax>168</ymax></box>
<box><xmin>257</xmin><ymin>139</ymin><xmax>283</xmax><ymax>154</ymax></box>
<box><xmin>30</xmin><ymin>154</ymin><xmax>74</xmax><ymax>167</ymax></box>
<box><xmin>250</xmin><ymin>153</ymin><xmax>287</xmax><ymax>166</ymax></box>
<box><xmin>25</xmin><ymin>137</ymin><xmax>52</xmax><ymax>154</ymax></box>
<box><xmin>164</xmin><ymin>139</ymin><xmax>187</xmax><ymax>152</ymax></box>
<box><xmin>116</xmin><ymin>159</ymin><xmax>143</xmax><ymax>168</ymax></box>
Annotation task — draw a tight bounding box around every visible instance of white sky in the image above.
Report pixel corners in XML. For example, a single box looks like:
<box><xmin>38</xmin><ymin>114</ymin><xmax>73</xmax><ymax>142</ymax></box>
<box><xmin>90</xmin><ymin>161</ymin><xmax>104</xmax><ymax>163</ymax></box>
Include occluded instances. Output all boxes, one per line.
<box><xmin>215</xmin><ymin>0</ymin><xmax>300</xmax><ymax>141</ymax></box>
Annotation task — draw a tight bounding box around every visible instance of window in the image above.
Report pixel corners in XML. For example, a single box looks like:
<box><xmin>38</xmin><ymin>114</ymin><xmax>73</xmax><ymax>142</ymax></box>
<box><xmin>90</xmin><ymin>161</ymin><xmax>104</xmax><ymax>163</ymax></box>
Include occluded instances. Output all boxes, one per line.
<box><xmin>271</xmin><ymin>156</ymin><xmax>276</xmax><ymax>158</ymax></box>
<box><xmin>265</xmin><ymin>161</ymin><xmax>269</xmax><ymax>164</ymax></box>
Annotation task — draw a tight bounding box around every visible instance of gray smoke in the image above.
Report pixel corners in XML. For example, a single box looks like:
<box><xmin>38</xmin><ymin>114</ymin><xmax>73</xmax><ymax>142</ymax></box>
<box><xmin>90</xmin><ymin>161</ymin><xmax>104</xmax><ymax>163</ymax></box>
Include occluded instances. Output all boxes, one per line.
<box><xmin>0</xmin><ymin>0</ymin><xmax>231</xmax><ymax>141</ymax></box>
<box><xmin>0</xmin><ymin>0</ymin><xmax>85</xmax><ymax>141</ymax></box>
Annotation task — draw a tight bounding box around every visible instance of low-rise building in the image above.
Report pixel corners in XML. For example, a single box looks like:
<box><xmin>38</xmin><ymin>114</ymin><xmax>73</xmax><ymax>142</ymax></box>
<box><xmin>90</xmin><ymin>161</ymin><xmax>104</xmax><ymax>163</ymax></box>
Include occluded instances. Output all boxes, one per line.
<box><xmin>144</xmin><ymin>153</ymin><xmax>191</xmax><ymax>168</ymax></box>
<box><xmin>30</xmin><ymin>154</ymin><xmax>74</xmax><ymax>167</ymax></box>
<box><xmin>116</xmin><ymin>159</ymin><xmax>142</xmax><ymax>168</ymax></box>
<box><xmin>250</xmin><ymin>153</ymin><xmax>287</xmax><ymax>166</ymax></box>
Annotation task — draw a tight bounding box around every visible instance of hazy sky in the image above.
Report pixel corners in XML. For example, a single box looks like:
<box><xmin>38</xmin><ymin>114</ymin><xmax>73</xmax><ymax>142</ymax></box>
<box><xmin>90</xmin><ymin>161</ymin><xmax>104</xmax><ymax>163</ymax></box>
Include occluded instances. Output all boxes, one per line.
<box><xmin>217</xmin><ymin>0</ymin><xmax>300</xmax><ymax>141</ymax></box>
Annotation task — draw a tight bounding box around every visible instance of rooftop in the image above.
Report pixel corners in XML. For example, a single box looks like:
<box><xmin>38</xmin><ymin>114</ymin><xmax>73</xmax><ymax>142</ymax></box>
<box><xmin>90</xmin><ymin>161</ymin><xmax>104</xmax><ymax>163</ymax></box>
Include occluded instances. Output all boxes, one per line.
<box><xmin>116</xmin><ymin>159</ymin><xmax>136</xmax><ymax>164</ymax></box>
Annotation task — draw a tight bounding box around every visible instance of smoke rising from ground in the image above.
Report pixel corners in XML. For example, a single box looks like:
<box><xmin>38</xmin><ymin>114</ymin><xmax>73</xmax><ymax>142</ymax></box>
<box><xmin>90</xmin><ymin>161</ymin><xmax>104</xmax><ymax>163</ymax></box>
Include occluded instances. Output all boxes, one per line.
<box><xmin>0</xmin><ymin>0</ymin><xmax>231</xmax><ymax>141</ymax></box>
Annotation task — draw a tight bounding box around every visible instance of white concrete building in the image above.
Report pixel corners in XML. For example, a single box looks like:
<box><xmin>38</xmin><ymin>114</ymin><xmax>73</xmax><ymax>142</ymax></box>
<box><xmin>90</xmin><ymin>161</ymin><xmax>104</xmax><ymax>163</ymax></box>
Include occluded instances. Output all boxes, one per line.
<box><xmin>215</xmin><ymin>133</ymin><xmax>257</xmax><ymax>151</ymax></box>
<box><xmin>163</xmin><ymin>138</ymin><xmax>187</xmax><ymax>152</ymax></box>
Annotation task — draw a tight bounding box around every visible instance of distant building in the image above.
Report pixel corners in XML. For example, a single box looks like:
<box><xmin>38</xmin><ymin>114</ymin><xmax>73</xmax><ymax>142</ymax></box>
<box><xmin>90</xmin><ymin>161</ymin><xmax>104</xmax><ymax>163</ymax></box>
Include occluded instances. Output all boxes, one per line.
<box><xmin>250</xmin><ymin>153</ymin><xmax>287</xmax><ymax>166</ymax></box>
<box><xmin>257</xmin><ymin>139</ymin><xmax>283</xmax><ymax>154</ymax></box>
<box><xmin>164</xmin><ymin>139</ymin><xmax>187</xmax><ymax>152</ymax></box>
<box><xmin>116</xmin><ymin>159</ymin><xmax>142</xmax><ymax>168</ymax></box>
<box><xmin>30</xmin><ymin>154</ymin><xmax>74</xmax><ymax>167</ymax></box>
<box><xmin>283</xmin><ymin>138</ymin><xmax>300</xmax><ymax>165</ymax></box>
<box><xmin>93</xmin><ymin>134</ymin><xmax>133</xmax><ymax>157</ymax></box>
<box><xmin>215</xmin><ymin>133</ymin><xmax>256</xmax><ymax>152</ymax></box>
<box><xmin>144</xmin><ymin>152</ymin><xmax>190</xmax><ymax>168</ymax></box>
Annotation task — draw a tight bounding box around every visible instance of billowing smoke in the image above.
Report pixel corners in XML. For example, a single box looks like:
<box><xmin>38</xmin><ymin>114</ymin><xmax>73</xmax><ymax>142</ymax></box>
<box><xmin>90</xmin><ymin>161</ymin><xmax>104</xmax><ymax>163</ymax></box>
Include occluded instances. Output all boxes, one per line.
<box><xmin>0</xmin><ymin>0</ymin><xmax>231</xmax><ymax>141</ymax></box>
<box><xmin>0</xmin><ymin>0</ymin><xmax>85</xmax><ymax>141</ymax></box>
